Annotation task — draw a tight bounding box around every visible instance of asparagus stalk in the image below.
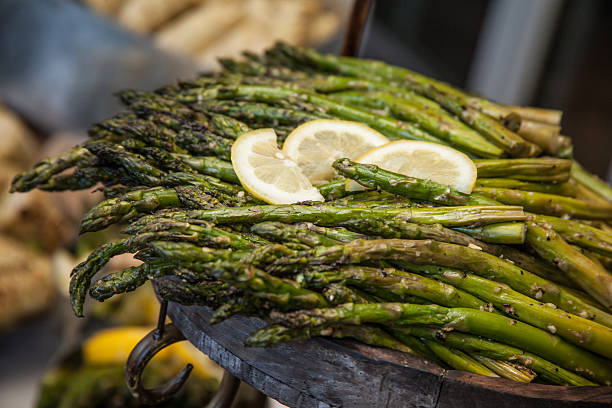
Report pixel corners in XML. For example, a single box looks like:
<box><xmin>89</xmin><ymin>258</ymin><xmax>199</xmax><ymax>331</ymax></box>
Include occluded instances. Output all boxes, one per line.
<box><xmin>70</xmin><ymin>222</ymin><xmax>261</xmax><ymax>315</ymax></box>
<box><xmin>473</xmin><ymin>187</ymin><xmax>612</xmax><ymax>219</ymax></box>
<box><xmin>475</xmin><ymin>178</ymin><xmax>576</xmax><ymax>197</ymax></box>
<box><xmin>424</xmin><ymin>341</ymin><xmax>499</xmax><ymax>377</ymax></box>
<box><xmin>332</xmin><ymin>158</ymin><xmax>501</xmax><ymax>206</ymax></box>
<box><xmin>515</xmin><ymin>120</ymin><xmax>567</xmax><ymax>155</ymax></box>
<box><xmin>271</xmin><ymin>302</ymin><xmax>612</xmax><ymax>385</ymax></box>
<box><xmin>200</xmin><ymin>100</ymin><xmax>329</xmax><ymax>127</ymax></box>
<box><xmin>526</xmin><ymin>221</ymin><xmax>612</xmax><ymax>310</ymax></box>
<box><xmin>278</xmin><ymin>239</ymin><xmax>609</xmax><ymax>325</ymax></box>
<box><xmin>88</xmin><ymin>260</ymin><xmax>174</xmax><ymax>301</ymax></box>
<box><xmin>206</xmin><ymin>262</ymin><xmax>329</xmax><ymax>311</ymax></box>
<box><xmin>574</xmin><ymin>181</ymin><xmax>612</xmax><ymax>205</ymax></box>
<box><xmin>506</xmin><ymin>105</ymin><xmax>563</xmax><ymax>126</ymax></box>
<box><xmin>329</xmin><ymin>89</ymin><xmax>504</xmax><ymax>158</ymax></box>
<box><xmin>532</xmin><ymin>214</ymin><xmax>612</xmax><ymax>257</ymax></box>
<box><xmin>79</xmin><ymin>172</ymin><xmax>259</xmax><ymax>233</ymax></box>
<box><xmin>400</xmin><ymin>327</ymin><xmax>594</xmax><ymax>386</ymax></box>
<box><xmin>300</xmin><ymin>265</ymin><xmax>491</xmax><ymax>310</ymax></box>
<box><xmin>173</xmin><ymin>155</ymin><xmax>240</xmax><ymax>184</ymax></box>
<box><xmin>474</xmin><ymin>158</ymin><xmax>572</xmax><ymax>182</ymax></box>
<box><xmin>154</xmin><ymin>277</ymin><xmax>233</xmax><ymax>308</ymax></box>
<box><xmin>453</xmin><ymin>222</ymin><xmax>526</xmax><ymax>245</ymax></box>
<box><xmin>571</xmin><ymin>161</ymin><xmax>612</xmax><ymax>203</ymax></box>
<box><xmin>317</xmin><ymin>179</ymin><xmax>348</xmax><ymax>200</ymax></box>
<box><xmin>128</xmin><ymin>204</ymin><xmax>526</xmax><ymax>229</ymax></box>
<box><xmin>80</xmin><ymin>187</ymin><xmax>215</xmax><ymax>233</ymax></box>
<box><xmin>468</xmin><ymin>354</ymin><xmax>536</xmax><ymax>383</ymax></box>
<box><xmin>245</xmin><ymin>324</ymin><xmax>415</xmax><ymax>356</ymax></box>
<box><xmin>273</xmin><ymin>43</ymin><xmax>541</xmax><ymax>157</ymax></box>
<box><xmin>397</xmin><ymin>262</ymin><xmax>612</xmax><ymax>351</ymax></box>
<box><xmin>179</xmin><ymin>84</ymin><xmax>452</xmax><ymax>146</ymax></box>
<box><xmin>251</xmin><ymin>221</ymin><xmax>365</xmax><ymax>247</ymax></box>
<box><xmin>297</xmin><ymin>217</ymin><xmax>575</xmax><ymax>287</ymax></box>
<box><xmin>10</xmin><ymin>146</ymin><xmax>95</xmax><ymax>192</ymax></box>
<box><xmin>85</xmin><ymin>141</ymin><xmax>165</xmax><ymax>185</ymax></box>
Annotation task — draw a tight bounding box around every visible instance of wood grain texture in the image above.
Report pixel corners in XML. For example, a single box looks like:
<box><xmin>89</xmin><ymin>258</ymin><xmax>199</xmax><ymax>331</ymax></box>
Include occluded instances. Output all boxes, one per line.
<box><xmin>166</xmin><ymin>302</ymin><xmax>612</xmax><ymax>408</ymax></box>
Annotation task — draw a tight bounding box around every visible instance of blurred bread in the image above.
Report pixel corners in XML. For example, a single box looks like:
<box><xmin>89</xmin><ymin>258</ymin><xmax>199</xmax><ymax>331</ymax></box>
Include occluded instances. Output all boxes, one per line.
<box><xmin>307</xmin><ymin>11</ymin><xmax>340</xmax><ymax>45</ymax></box>
<box><xmin>156</xmin><ymin>0</ymin><xmax>246</xmax><ymax>55</ymax></box>
<box><xmin>194</xmin><ymin>0</ymin><xmax>312</xmax><ymax>67</ymax></box>
<box><xmin>83</xmin><ymin>0</ymin><xmax>126</xmax><ymax>16</ymax></box>
<box><xmin>117</xmin><ymin>0</ymin><xmax>202</xmax><ymax>33</ymax></box>
<box><xmin>0</xmin><ymin>235</ymin><xmax>54</xmax><ymax>328</ymax></box>
<box><xmin>0</xmin><ymin>104</ymin><xmax>37</xmax><ymax>168</ymax></box>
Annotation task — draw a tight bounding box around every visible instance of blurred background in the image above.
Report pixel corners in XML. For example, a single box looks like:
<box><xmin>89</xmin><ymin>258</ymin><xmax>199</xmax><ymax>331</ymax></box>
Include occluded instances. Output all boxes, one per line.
<box><xmin>0</xmin><ymin>0</ymin><xmax>610</xmax><ymax>407</ymax></box>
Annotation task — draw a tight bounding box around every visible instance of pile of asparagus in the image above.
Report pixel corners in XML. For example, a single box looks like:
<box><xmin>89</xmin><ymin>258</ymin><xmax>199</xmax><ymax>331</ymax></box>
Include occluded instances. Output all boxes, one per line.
<box><xmin>12</xmin><ymin>43</ymin><xmax>612</xmax><ymax>386</ymax></box>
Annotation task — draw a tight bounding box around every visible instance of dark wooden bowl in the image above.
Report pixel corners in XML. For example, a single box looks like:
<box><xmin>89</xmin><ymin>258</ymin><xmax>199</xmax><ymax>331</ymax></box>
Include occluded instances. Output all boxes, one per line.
<box><xmin>167</xmin><ymin>302</ymin><xmax>612</xmax><ymax>408</ymax></box>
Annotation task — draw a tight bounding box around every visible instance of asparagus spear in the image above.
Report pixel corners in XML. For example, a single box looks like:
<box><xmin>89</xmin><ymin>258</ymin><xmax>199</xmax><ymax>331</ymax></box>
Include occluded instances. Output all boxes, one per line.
<box><xmin>70</xmin><ymin>222</ymin><xmax>261</xmax><ymax>315</ymax></box>
<box><xmin>474</xmin><ymin>158</ymin><xmax>572</xmax><ymax>182</ymax></box>
<box><xmin>317</xmin><ymin>179</ymin><xmax>348</xmax><ymax>200</ymax></box>
<box><xmin>526</xmin><ymin>221</ymin><xmax>612</xmax><ymax>310</ymax></box>
<box><xmin>206</xmin><ymin>262</ymin><xmax>329</xmax><ymax>311</ymax></box>
<box><xmin>400</xmin><ymin>327</ymin><xmax>594</xmax><ymax>386</ymax></box>
<box><xmin>10</xmin><ymin>146</ymin><xmax>95</xmax><ymax>192</ymax></box>
<box><xmin>571</xmin><ymin>161</ymin><xmax>612</xmax><ymax>203</ymax></box>
<box><xmin>275</xmin><ymin>239</ymin><xmax>608</xmax><ymax>324</ymax></box>
<box><xmin>532</xmin><ymin>214</ymin><xmax>612</xmax><ymax>257</ymax></box>
<box><xmin>200</xmin><ymin>100</ymin><xmax>329</xmax><ymax>127</ymax></box>
<box><xmin>179</xmin><ymin>84</ymin><xmax>451</xmax><ymax>146</ymax></box>
<box><xmin>174</xmin><ymin>155</ymin><xmax>240</xmax><ymax>184</ymax></box>
<box><xmin>423</xmin><ymin>341</ymin><xmax>499</xmax><ymax>378</ymax></box>
<box><xmin>300</xmin><ymin>265</ymin><xmax>491</xmax><ymax>310</ymax></box>
<box><xmin>515</xmin><ymin>120</ymin><xmax>567</xmax><ymax>155</ymax></box>
<box><xmin>154</xmin><ymin>277</ymin><xmax>233</xmax><ymax>308</ymax></box>
<box><xmin>88</xmin><ymin>260</ymin><xmax>174</xmax><ymax>302</ymax></box>
<box><xmin>475</xmin><ymin>178</ymin><xmax>576</xmax><ymax>197</ymax></box>
<box><xmin>473</xmin><ymin>187</ymin><xmax>612</xmax><ymax>219</ymax></box>
<box><xmin>128</xmin><ymin>204</ymin><xmax>526</xmax><ymax>229</ymax></box>
<box><xmin>271</xmin><ymin>302</ymin><xmax>612</xmax><ymax>385</ymax></box>
<box><xmin>273</xmin><ymin>43</ymin><xmax>541</xmax><ymax>157</ymax></box>
<box><xmin>506</xmin><ymin>105</ymin><xmax>563</xmax><ymax>126</ymax></box>
<box><xmin>79</xmin><ymin>172</ymin><xmax>260</xmax><ymax>233</ymax></box>
<box><xmin>250</xmin><ymin>221</ymin><xmax>363</xmax><ymax>247</ymax></box>
<box><xmin>328</xmin><ymin>89</ymin><xmax>504</xmax><ymax>158</ymax></box>
<box><xmin>80</xmin><ymin>187</ymin><xmax>216</xmax><ymax>233</ymax></box>
<box><xmin>295</xmin><ymin>217</ymin><xmax>574</xmax><ymax>287</ymax></box>
<box><xmin>468</xmin><ymin>354</ymin><xmax>536</xmax><ymax>383</ymax></box>
<box><xmin>453</xmin><ymin>222</ymin><xmax>526</xmax><ymax>245</ymax></box>
<box><xmin>85</xmin><ymin>141</ymin><xmax>165</xmax><ymax>186</ymax></box>
<box><xmin>332</xmin><ymin>158</ymin><xmax>501</xmax><ymax>206</ymax></box>
<box><xmin>397</xmin><ymin>262</ymin><xmax>612</xmax><ymax>351</ymax></box>
<box><xmin>245</xmin><ymin>324</ymin><xmax>416</xmax><ymax>356</ymax></box>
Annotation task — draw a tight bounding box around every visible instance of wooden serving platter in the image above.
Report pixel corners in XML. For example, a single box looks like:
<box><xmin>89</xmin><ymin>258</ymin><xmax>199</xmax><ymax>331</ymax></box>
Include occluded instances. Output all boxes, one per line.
<box><xmin>167</xmin><ymin>302</ymin><xmax>612</xmax><ymax>408</ymax></box>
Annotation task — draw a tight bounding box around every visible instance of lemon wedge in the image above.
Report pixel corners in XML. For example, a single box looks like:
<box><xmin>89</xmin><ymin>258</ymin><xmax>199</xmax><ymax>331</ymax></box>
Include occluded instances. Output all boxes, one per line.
<box><xmin>347</xmin><ymin>140</ymin><xmax>477</xmax><ymax>193</ymax></box>
<box><xmin>83</xmin><ymin>326</ymin><xmax>155</xmax><ymax>366</ymax></box>
<box><xmin>83</xmin><ymin>326</ymin><xmax>223</xmax><ymax>379</ymax></box>
<box><xmin>231</xmin><ymin>128</ymin><xmax>324</xmax><ymax>204</ymax></box>
<box><xmin>282</xmin><ymin>119</ymin><xmax>389</xmax><ymax>185</ymax></box>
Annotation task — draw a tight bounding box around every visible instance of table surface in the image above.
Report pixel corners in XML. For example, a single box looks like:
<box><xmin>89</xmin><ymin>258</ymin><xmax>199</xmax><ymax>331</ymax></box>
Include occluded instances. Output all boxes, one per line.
<box><xmin>167</xmin><ymin>302</ymin><xmax>612</xmax><ymax>408</ymax></box>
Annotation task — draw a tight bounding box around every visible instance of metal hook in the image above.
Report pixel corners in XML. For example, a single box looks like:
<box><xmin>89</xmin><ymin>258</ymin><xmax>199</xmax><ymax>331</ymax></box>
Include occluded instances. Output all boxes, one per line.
<box><xmin>341</xmin><ymin>0</ymin><xmax>376</xmax><ymax>57</ymax></box>
<box><xmin>125</xmin><ymin>322</ymin><xmax>193</xmax><ymax>405</ymax></box>
<box><xmin>154</xmin><ymin>300</ymin><xmax>169</xmax><ymax>340</ymax></box>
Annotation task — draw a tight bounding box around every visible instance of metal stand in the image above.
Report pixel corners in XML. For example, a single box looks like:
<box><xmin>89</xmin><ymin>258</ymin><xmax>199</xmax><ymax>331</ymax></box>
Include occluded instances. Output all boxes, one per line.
<box><xmin>340</xmin><ymin>0</ymin><xmax>376</xmax><ymax>57</ymax></box>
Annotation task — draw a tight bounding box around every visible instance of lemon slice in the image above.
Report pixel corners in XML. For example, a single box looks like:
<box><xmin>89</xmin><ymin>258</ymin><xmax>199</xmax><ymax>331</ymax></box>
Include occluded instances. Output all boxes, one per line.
<box><xmin>231</xmin><ymin>128</ymin><xmax>324</xmax><ymax>204</ymax></box>
<box><xmin>83</xmin><ymin>326</ymin><xmax>223</xmax><ymax>379</ymax></box>
<box><xmin>83</xmin><ymin>326</ymin><xmax>154</xmax><ymax>365</ymax></box>
<box><xmin>282</xmin><ymin>119</ymin><xmax>389</xmax><ymax>185</ymax></box>
<box><xmin>347</xmin><ymin>140</ymin><xmax>477</xmax><ymax>193</ymax></box>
